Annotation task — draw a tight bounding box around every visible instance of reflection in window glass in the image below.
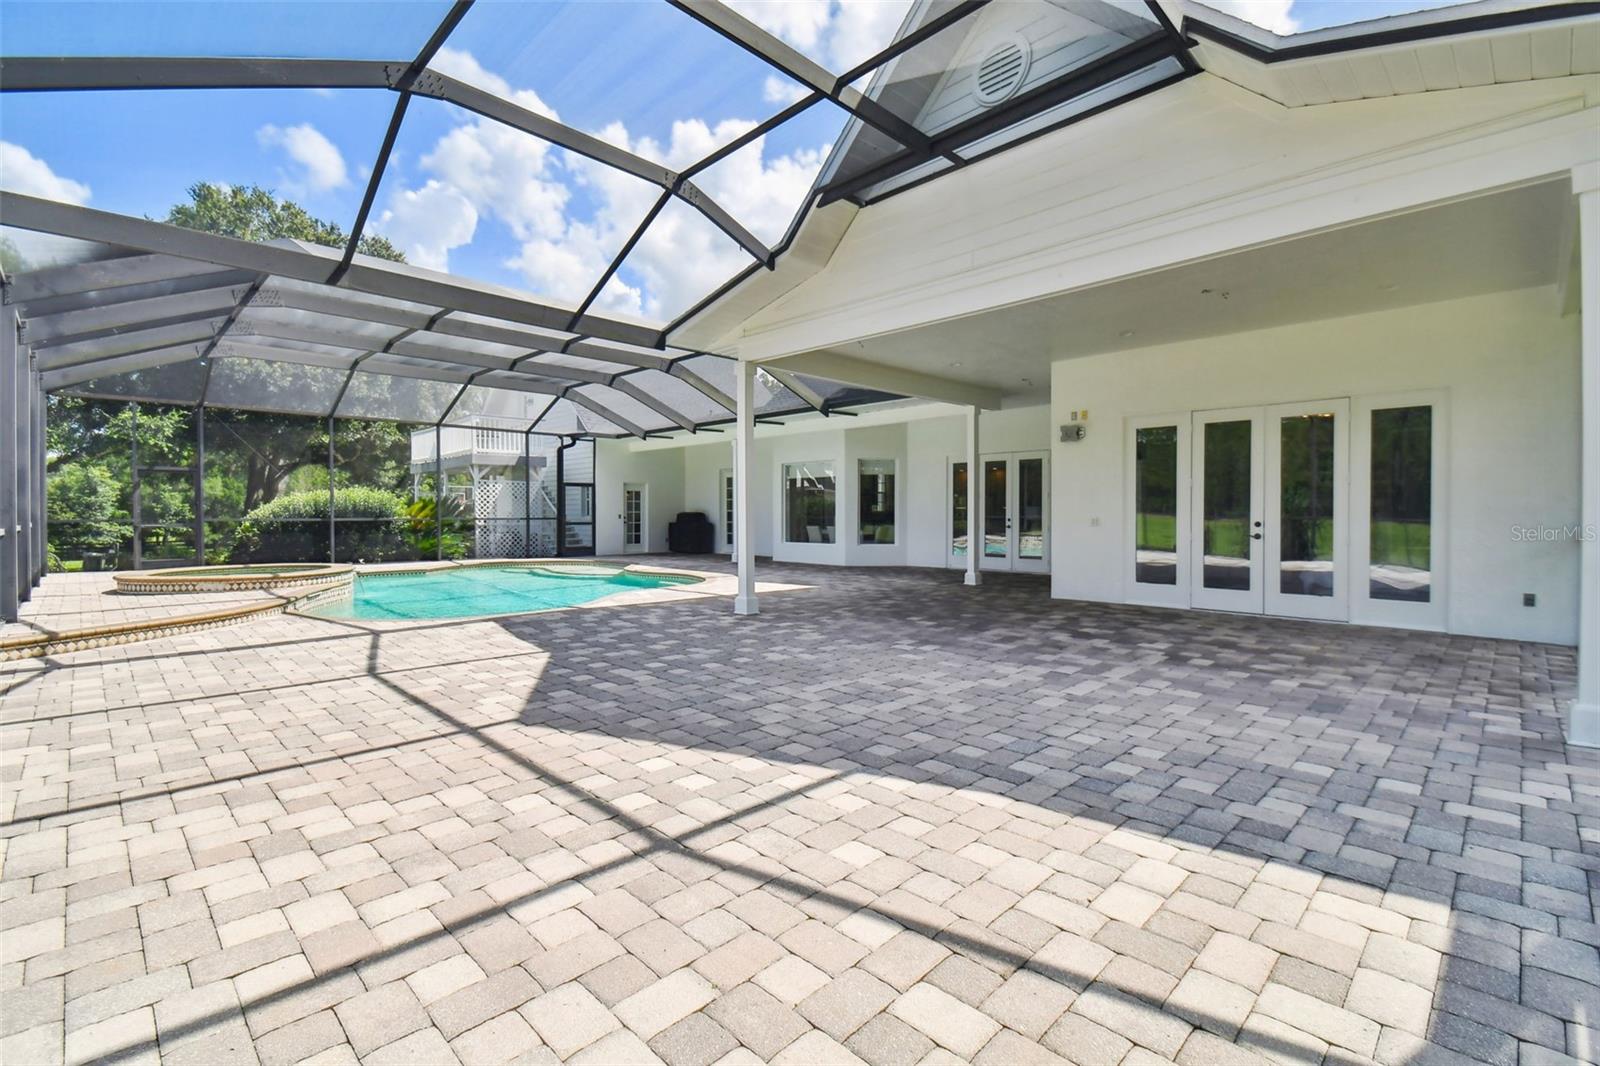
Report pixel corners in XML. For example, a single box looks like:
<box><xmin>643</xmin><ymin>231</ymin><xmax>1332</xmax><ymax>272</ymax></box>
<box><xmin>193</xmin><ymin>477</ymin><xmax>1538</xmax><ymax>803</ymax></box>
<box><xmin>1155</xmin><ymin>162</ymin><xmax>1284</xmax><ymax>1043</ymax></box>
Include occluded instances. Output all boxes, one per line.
<box><xmin>984</xmin><ymin>460</ymin><xmax>1007</xmax><ymax>558</ymax></box>
<box><xmin>1135</xmin><ymin>426</ymin><xmax>1177</xmax><ymax>585</ymax></box>
<box><xmin>858</xmin><ymin>459</ymin><xmax>896</xmax><ymax>545</ymax></box>
<box><xmin>1202</xmin><ymin>420</ymin><xmax>1252</xmax><ymax>591</ymax></box>
<box><xmin>1018</xmin><ymin>458</ymin><xmax>1044</xmax><ymax>560</ymax></box>
<box><xmin>1370</xmin><ymin>406</ymin><xmax>1432</xmax><ymax>602</ymax></box>
<box><xmin>784</xmin><ymin>462</ymin><xmax>835</xmax><ymax>544</ymax></box>
<box><xmin>1279</xmin><ymin>412</ymin><xmax>1336</xmax><ymax>597</ymax></box>
<box><xmin>951</xmin><ymin>462</ymin><xmax>967</xmax><ymax>557</ymax></box>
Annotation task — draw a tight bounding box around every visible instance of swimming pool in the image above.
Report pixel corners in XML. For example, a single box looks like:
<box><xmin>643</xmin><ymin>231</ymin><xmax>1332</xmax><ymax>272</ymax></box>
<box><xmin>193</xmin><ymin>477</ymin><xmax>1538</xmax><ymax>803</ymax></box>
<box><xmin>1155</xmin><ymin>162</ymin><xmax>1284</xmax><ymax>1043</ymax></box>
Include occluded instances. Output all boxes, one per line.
<box><xmin>302</xmin><ymin>564</ymin><xmax>700</xmax><ymax>621</ymax></box>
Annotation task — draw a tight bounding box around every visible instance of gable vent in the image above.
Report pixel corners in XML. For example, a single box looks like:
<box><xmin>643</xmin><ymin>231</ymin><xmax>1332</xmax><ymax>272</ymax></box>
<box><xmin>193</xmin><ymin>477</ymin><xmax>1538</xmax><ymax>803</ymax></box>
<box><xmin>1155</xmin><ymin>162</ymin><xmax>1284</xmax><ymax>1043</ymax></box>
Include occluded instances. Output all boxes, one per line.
<box><xmin>973</xmin><ymin>37</ymin><xmax>1030</xmax><ymax>107</ymax></box>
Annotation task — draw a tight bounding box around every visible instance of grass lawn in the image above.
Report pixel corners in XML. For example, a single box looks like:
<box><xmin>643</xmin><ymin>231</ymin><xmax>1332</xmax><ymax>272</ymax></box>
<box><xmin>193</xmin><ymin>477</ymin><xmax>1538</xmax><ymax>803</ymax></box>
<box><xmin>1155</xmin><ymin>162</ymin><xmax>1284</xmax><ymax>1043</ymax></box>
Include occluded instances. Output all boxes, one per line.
<box><xmin>1137</xmin><ymin>513</ymin><xmax>1427</xmax><ymax>567</ymax></box>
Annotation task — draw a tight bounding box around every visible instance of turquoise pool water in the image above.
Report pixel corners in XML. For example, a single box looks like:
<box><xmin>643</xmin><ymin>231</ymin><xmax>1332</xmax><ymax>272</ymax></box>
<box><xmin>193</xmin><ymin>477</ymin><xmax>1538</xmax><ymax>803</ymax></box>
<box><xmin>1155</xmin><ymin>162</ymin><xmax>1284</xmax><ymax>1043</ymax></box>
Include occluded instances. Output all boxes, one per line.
<box><xmin>304</xmin><ymin>565</ymin><xmax>699</xmax><ymax>621</ymax></box>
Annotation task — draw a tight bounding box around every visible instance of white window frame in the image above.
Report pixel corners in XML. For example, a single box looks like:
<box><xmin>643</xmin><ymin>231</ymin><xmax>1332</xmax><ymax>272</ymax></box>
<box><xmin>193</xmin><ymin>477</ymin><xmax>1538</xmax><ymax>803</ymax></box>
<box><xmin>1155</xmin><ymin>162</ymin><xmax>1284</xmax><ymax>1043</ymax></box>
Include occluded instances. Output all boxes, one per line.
<box><xmin>1351</xmin><ymin>390</ymin><xmax>1449</xmax><ymax>631</ymax></box>
<box><xmin>1124</xmin><ymin>413</ymin><xmax>1190</xmax><ymax>608</ymax></box>
<box><xmin>782</xmin><ymin>460</ymin><xmax>837</xmax><ymax>545</ymax></box>
<box><xmin>856</xmin><ymin>457</ymin><xmax>898</xmax><ymax>546</ymax></box>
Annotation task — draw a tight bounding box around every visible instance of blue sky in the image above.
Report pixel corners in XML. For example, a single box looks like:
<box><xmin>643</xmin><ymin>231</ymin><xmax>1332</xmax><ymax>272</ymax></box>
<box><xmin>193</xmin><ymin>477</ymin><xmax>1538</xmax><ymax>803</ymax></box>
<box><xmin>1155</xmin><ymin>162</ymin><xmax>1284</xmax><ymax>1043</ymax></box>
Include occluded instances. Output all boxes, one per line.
<box><xmin>1</xmin><ymin>0</ymin><xmax>1477</xmax><ymax>317</ymax></box>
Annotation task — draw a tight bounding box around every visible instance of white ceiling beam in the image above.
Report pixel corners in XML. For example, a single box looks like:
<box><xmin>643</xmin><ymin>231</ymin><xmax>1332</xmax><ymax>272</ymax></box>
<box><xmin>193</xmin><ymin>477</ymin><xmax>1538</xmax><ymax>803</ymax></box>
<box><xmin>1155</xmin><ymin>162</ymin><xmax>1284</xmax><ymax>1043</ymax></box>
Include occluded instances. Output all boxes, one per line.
<box><xmin>764</xmin><ymin>350</ymin><xmax>1002</xmax><ymax>409</ymax></box>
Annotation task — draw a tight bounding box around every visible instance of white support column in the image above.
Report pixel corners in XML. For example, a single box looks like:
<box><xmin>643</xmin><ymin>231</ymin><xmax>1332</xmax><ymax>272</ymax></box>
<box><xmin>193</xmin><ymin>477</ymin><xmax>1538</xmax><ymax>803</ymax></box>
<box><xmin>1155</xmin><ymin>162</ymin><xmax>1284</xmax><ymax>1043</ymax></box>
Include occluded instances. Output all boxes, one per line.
<box><xmin>965</xmin><ymin>405</ymin><xmax>981</xmax><ymax>587</ymax></box>
<box><xmin>1</xmin><ymin>310</ymin><xmax>19</xmax><ymax>623</ymax></box>
<box><xmin>733</xmin><ymin>359</ymin><xmax>758</xmax><ymax>616</ymax></box>
<box><xmin>1570</xmin><ymin>163</ymin><xmax>1600</xmax><ymax>748</ymax></box>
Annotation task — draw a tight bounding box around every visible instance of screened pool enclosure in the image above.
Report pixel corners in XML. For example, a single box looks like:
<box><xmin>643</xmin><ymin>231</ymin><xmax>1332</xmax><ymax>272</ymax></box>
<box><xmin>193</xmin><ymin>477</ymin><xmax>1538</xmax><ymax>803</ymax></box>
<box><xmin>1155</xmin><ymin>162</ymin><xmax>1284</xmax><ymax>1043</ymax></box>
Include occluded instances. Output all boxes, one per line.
<box><xmin>1</xmin><ymin>0</ymin><xmax>1202</xmax><ymax>619</ymax></box>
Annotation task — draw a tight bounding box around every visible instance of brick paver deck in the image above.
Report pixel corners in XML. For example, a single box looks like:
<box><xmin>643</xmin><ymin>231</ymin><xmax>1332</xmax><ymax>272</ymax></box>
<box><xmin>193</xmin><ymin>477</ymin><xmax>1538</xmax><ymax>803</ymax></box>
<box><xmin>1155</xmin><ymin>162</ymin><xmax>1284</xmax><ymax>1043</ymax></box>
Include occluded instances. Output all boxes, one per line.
<box><xmin>0</xmin><ymin>573</ymin><xmax>288</xmax><ymax>642</ymax></box>
<box><xmin>1</xmin><ymin>559</ymin><xmax>1594</xmax><ymax>1066</ymax></box>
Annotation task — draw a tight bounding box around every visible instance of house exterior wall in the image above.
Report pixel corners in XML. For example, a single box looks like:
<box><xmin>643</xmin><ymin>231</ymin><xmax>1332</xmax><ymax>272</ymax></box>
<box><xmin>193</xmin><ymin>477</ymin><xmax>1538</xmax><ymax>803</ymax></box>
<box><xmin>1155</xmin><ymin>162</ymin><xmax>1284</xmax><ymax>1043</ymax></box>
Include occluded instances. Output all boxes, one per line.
<box><xmin>1050</xmin><ymin>285</ymin><xmax>1581</xmax><ymax>644</ymax></box>
<box><xmin>594</xmin><ymin>443</ymin><xmax>685</xmax><ymax>556</ymax></box>
<box><xmin>726</xmin><ymin>73</ymin><xmax>1598</xmax><ymax>362</ymax></box>
<box><xmin>620</xmin><ymin>405</ymin><xmax>1050</xmax><ymax>567</ymax></box>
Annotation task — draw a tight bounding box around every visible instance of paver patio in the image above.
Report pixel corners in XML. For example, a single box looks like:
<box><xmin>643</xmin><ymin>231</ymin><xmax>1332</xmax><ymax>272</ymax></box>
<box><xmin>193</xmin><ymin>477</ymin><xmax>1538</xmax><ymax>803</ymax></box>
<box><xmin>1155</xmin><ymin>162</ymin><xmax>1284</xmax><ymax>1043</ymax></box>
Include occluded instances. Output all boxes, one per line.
<box><xmin>0</xmin><ymin>559</ymin><xmax>1595</xmax><ymax>1066</ymax></box>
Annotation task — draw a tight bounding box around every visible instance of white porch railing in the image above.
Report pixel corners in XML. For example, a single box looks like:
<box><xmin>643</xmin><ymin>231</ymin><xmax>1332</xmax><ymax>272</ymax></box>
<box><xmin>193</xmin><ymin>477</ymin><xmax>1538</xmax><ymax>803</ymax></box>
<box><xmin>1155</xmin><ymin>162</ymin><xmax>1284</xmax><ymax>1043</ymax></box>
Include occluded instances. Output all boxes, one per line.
<box><xmin>410</xmin><ymin>426</ymin><xmax>526</xmax><ymax>465</ymax></box>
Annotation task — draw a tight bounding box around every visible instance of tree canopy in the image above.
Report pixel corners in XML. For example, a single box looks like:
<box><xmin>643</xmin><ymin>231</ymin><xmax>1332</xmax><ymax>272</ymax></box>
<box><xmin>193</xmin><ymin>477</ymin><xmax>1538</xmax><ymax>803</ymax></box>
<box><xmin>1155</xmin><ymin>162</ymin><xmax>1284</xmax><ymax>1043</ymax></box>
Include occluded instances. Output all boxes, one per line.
<box><xmin>163</xmin><ymin>182</ymin><xmax>406</xmax><ymax>262</ymax></box>
<box><xmin>46</xmin><ymin>183</ymin><xmax>421</xmax><ymax>563</ymax></box>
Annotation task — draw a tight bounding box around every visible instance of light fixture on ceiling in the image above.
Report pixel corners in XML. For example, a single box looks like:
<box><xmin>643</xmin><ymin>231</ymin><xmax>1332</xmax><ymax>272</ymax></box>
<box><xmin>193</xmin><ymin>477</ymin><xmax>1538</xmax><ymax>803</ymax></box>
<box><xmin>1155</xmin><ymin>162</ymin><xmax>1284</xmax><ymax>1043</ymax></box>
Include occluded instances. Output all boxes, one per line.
<box><xmin>950</xmin><ymin>361</ymin><xmax>963</xmax><ymax>368</ymax></box>
<box><xmin>1119</xmin><ymin>330</ymin><xmax>1135</xmax><ymax>338</ymax></box>
<box><xmin>1379</xmin><ymin>283</ymin><xmax>1399</xmax><ymax>292</ymax></box>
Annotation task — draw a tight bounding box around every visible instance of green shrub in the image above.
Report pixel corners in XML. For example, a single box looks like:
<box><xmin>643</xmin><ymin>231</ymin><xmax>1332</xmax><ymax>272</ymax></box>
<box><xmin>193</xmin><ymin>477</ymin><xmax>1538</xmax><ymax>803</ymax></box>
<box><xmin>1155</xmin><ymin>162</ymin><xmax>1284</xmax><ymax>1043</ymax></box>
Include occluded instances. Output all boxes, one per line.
<box><xmin>401</xmin><ymin>496</ymin><xmax>468</xmax><ymax>561</ymax></box>
<box><xmin>233</xmin><ymin>487</ymin><xmax>408</xmax><ymax>563</ymax></box>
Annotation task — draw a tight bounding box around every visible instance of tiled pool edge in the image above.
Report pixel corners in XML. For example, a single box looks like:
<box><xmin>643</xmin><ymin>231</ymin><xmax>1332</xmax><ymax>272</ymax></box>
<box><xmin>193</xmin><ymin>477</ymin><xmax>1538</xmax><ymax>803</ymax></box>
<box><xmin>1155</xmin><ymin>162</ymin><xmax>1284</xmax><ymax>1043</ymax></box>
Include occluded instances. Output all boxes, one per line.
<box><xmin>0</xmin><ymin>583</ymin><xmax>341</xmax><ymax>661</ymax></box>
<box><xmin>113</xmin><ymin>564</ymin><xmax>353</xmax><ymax>595</ymax></box>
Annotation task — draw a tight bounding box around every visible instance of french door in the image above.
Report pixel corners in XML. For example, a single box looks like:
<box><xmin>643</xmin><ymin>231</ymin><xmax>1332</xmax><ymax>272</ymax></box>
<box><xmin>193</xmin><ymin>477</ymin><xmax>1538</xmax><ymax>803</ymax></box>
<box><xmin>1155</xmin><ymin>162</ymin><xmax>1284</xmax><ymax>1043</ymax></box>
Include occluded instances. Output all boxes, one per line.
<box><xmin>950</xmin><ymin>452</ymin><xmax>1048</xmax><ymax>572</ymax></box>
<box><xmin>1189</xmin><ymin>400</ymin><xmax>1349</xmax><ymax>619</ymax></box>
<box><xmin>622</xmin><ymin>484</ymin><xmax>646</xmax><ymax>553</ymax></box>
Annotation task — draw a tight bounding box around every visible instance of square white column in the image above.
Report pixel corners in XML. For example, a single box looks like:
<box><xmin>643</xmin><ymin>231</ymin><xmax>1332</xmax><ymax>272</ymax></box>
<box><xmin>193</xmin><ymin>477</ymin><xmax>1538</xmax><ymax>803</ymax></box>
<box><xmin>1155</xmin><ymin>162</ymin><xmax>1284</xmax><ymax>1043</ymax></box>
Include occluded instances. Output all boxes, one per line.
<box><xmin>1570</xmin><ymin>164</ymin><xmax>1600</xmax><ymax>747</ymax></box>
<box><xmin>733</xmin><ymin>359</ymin><xmax>758</xmax><ymax>616</ymax></box>
<box><xmin>965</xmin><ymin>405</ymin><xmax>981</xmax><ymax>587</ymax></box>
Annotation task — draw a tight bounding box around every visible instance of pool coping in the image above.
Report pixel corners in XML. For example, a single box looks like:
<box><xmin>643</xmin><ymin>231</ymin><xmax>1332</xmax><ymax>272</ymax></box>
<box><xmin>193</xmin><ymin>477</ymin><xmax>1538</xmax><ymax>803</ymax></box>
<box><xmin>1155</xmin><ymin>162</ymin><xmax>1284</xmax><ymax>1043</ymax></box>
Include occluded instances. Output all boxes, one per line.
<box><xmin>1</xmin><ymin>560</ymin><xmax>713</xmax><ymax>661</ymax></box>
<box><xmin>113</xmin><ymin>564</ymin><xmax>353</xmax><ymax>595</ymax></box>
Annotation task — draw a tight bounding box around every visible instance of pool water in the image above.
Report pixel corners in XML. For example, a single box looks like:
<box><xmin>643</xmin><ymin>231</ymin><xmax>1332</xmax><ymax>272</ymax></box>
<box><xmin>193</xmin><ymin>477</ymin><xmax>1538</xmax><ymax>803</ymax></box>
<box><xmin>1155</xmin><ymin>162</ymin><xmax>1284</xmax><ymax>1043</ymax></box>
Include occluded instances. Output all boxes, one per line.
<box><xmin>305</xmin><ymin>565</ymin><xmax>698</xmax><ymax>621</ymax></box>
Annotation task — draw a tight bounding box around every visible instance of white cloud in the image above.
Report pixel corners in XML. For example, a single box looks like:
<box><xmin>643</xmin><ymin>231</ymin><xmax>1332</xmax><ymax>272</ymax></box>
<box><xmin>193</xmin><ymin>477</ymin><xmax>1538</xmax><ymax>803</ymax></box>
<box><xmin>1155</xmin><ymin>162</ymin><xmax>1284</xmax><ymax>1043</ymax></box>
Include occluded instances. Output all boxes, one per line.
<box><xmin>726</xmin><ymin>0</ymin><xmax>913</xmax><ymax>72</ymax></box>
<box><xmin>379</xmin><ymin>48</ymin><xmax>831</xmax><ymax>320</ymax></box>
<box><xmin>0</xmin><ymin>142</ymin><xmax>98</xmax><ymax>270</ymax></box>
<box><xmin>378</xmin><ymin>180</ymin><xmax>478</xmax><ymax>271</ymax></box>
<box><xmin>0</xmin><ymin>140</ymin><xmax>91</xmax><ymax>204</ymax></box>
<box><xmin>256</xmin><ymin>123</ymin><xmax>348</xmax><ymax>192</ymax></box>
<box><xmin>1205</xmin><ymin>0</ymin><xmax>1299</xmax><ymax>35</ymax></box>
<box><xmin>763</xmin><ymin>75</ymin><xmax>810</xmax><ymax>106</ymax></box>
<box><xmin>825</xmin><ymin>0</ymin><xmax>914</xmax><ymax>72</ymax></box>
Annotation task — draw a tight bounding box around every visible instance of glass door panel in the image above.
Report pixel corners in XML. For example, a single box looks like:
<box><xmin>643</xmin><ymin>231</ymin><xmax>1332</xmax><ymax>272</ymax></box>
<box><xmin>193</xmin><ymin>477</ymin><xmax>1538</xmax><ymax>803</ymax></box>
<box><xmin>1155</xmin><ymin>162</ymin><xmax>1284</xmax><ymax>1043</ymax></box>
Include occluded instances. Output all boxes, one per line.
<box><xmin>1011</xmin><ymin>453</ymin><xmax>1049</xmax><ymax>573</ymax></box>
<box><xmin>1276</xmin><ymin>415</ymin><xmax>1334</xmax><ymax>597</ymax></box>
<box><xmin>1191</xmin><ymin>409</ymin><xmax>1262</xmax><ymax>612</ymax></box>
<box><xmin>1265</xmin><ymin>399</ymin><xmax>1348</xmax><ymax>620</ymax></box>
<box><xmin>1018</xmin><ymin>459</ymin><xmax>1044</xmax><ymax>561</ymax></box>
<box><xmin>622</xmin><ymin>485</ymin><xmax>644</xmax><ymax>552</ymax></box>
<box><xmin>1133</xmin><ymin>425</ymin><xmax>1179</xmax><ymax>588</ymax></box>
<box><xmin>983</xmin><ymin>460</ymin><xmax>1008</xmax><ymax>560</ymax></box>
<box><xmin>720</xmin><ymin>470</ymin><xmax>734</xmax><ymax>552</ymax></box>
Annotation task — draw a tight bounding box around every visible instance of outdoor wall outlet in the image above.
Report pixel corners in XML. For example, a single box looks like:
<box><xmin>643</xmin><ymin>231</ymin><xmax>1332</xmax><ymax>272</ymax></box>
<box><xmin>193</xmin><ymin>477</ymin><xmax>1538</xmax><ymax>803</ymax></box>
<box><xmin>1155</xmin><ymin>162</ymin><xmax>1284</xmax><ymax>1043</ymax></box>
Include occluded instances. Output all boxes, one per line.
<box><xmin>1060</xmin><ymin>423</ymin><xmax>1086</xmax><ymax>442</ymax></box>
<box><xmin>1523</xmin><ymin>593</ymin><xmax>1536</xmax><ymax>607</ymax></box>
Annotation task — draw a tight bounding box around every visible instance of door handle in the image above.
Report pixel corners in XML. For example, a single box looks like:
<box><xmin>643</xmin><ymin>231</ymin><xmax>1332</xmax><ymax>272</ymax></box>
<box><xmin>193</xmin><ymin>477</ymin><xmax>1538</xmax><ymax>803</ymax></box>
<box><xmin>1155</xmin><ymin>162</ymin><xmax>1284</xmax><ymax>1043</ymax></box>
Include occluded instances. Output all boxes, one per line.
<box><xmin>1250</xmin><ymin>532</ymin><xmax>1262</xmax><ymax>540</ymax></box>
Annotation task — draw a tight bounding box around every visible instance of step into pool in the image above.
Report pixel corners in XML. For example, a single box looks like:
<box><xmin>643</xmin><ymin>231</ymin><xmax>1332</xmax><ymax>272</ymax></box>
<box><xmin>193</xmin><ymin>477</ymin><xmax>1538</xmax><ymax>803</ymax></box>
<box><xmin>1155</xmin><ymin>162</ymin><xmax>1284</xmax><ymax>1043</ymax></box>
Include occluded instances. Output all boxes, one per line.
<box><xmin>302</xmin><ymin>564</ymin><xmax>700</xmax><ymax>621</ymax></box>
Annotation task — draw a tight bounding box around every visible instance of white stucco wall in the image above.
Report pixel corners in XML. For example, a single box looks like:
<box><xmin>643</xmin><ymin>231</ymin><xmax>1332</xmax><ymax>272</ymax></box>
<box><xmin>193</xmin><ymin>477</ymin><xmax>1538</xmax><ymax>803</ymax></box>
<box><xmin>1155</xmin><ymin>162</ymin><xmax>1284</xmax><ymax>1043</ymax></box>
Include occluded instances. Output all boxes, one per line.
<box><xmin>594</xmin><ymin>442</ymin><xmax>685</xmax><ymax>556</ymax></box>
<box><xmin>611</xmin><ymin>405</ymin><xmax>1050</xmax><ymax>567</ymax></box>
<box><xmin>1050</xmin><ymin>286</ymin><xmax>1582</xmax><ymax>644</ymax></box>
